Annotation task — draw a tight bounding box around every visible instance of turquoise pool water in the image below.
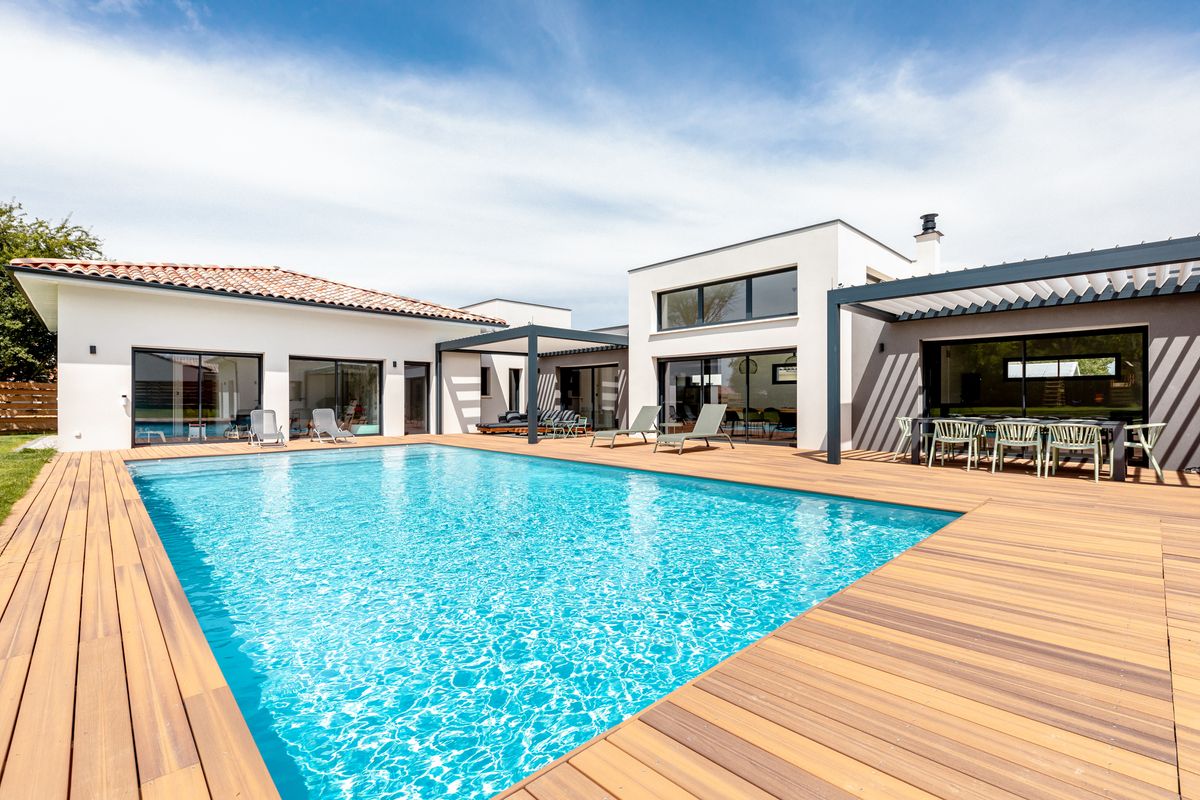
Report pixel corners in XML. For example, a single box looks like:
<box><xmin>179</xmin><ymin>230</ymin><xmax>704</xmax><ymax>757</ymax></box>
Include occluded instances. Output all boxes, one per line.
<box><xmin>129</xmin><ymin>444</ymin><xmax>957</xmax><ymax>799</ymax></box>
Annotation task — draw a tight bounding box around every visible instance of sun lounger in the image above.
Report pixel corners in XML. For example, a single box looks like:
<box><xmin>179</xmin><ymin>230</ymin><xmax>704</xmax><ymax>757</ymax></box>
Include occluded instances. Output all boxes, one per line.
<box><xmin>249</xmin><ymin>409</ymin><xmax>287</xmax><ymax>447</ymax></box>
<box><xmin>312</xmin><ymin>408</ymin><xmax>356</xmax><ymax>443</ymax></box>
<box><xmin>652</xmin><ymin>403</ymin><xmax>735</xmax><ymax>454</ymax></box>
<box><xmin>591</xmin><ymin>405</ymin><xmax>660</xmax><ymax>448</ymax></box>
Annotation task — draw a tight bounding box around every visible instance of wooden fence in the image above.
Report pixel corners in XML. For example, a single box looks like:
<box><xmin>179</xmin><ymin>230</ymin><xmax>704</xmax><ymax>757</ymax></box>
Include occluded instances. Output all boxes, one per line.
<box><xmin>0</xmin><ymin>381</ymin><xmax>57</xmax><ymax>433</ymax></box>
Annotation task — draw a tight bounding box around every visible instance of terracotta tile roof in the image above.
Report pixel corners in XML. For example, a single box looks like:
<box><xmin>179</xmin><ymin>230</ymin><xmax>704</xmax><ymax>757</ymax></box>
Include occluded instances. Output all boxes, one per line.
<box><xmin>8</xmin><ymin>259</ymin><xmax>507</xmax><ymax>325</ymax></box>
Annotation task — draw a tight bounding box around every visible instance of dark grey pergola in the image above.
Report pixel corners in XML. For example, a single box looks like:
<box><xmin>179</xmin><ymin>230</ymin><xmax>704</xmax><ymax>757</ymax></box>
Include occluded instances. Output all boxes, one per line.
<box><xmin>435</xmin><ymin>324</ymin><xmax>628</xmax><ymax>443</ymax></box>
<box><xmin>826</xmin><ymin>235</ymin><xmax>1200</xmax><ymax>465</ymax></box>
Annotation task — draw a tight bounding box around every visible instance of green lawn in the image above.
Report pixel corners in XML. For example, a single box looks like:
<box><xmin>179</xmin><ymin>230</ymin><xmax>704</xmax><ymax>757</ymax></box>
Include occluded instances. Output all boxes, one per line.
<box><xmin>0</xmin><ymin>434</ymin><xmax>55</xmax><ymax>524</ymax></box>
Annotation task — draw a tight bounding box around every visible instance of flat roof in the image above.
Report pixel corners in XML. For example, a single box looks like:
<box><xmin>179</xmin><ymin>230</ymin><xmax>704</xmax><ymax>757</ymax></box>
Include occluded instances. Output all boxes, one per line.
<box><xmin>629</xmin><ymin>219</ymin><xmax>914</xmax><ymax>274</ymax></box>
<box><xmin>436</xmin><ymin>323</ymin><xmax>627</xmax><ymax>355</ymax></box>
<box><xmin>461</xmin><ymin>297</ymin><xmax>572</xmax><ymax>312</ymax></box>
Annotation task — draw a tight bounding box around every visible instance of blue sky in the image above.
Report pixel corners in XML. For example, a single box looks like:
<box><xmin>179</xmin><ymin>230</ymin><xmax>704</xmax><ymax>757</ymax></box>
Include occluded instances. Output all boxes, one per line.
<box><xmin>6</xmin><ymin>1</ymin><xmax>1200</xmax><ymax>326</ymax></box>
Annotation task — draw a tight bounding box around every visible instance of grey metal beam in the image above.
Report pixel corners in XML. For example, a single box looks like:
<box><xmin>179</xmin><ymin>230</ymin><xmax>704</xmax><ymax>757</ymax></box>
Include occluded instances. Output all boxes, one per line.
<box><xmin>827</xmin><ymin>298</ymin><xmax>841</xmax><ymax>465</ymax></box>
<box><xmin>828</xmin><ymin>236</ymin><xmax>1200</xmax><ymax>306</ymax></box>
<box><xmin>844</xmin><ymin>303</ymin><xmax>899</xmax><ymax>323</ymax></box>
<box><xmin>437</xmin><ymin>323</ymin><xmax>627</xmax><ymax>353</ymax></box>
<box><xmin>526</xmin><ymin>333</ymin><xmax>539</xmax><ymax>444</ymax></box>
<box><xmin>434</xmin><ymin>350</ymin><xmax>443</xmax><ymax>434</ymax></box>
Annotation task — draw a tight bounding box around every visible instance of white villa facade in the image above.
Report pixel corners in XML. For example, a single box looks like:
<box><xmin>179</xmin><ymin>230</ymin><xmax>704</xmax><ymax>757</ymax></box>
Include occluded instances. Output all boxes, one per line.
<box><xmin>627</xmin><ymin>219</ymin><xmax>923</xmax><ymax>450</ymax></box>
<box><xmin>10</xmin><ymin>261</ymin><xmax>505</xmax><ymax>451</ymax></box>
<box><xmin>9</xmin><ymin>214</ymin><xmax>1200</xmax><ymax>470</ymax></box>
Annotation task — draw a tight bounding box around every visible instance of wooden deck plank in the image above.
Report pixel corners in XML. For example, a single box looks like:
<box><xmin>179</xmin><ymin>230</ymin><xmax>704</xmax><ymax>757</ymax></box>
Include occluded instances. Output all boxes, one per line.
<box><xmin>0</xmin><ymin>434</ymin><xmax>1194</xmax><ymax>799</ymax></box>
<box><xmin>71</xmin><ymin>452</ymin><xmax>139</xmax><ymax>800</ymax></box>
<box><xmin>0</xmin><ymin>453</ymin><xmax>79</xmax><ymax>767</ymax></box>
<box><xmin>0</xmin><ymin>453</ymin><xmax>90</xmax><ymax>798</ymax></box>
<box><xmin>104</xmin><ymin>452</ymin><xmax>209</xmax><ymax>795</ymax></box>
<box><xmin>111</xmin><ymin>454</ymin><xmax>279</xmax><ymax>799</ymax></box>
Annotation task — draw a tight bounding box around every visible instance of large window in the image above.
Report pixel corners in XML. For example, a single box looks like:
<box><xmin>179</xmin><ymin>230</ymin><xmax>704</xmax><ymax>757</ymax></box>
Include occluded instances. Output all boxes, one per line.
<box><xmin>560</xmin><ymin>365</ymin><xmax>621</xmax><ymax>430</ymax></box>
<box><xmin>924</xmin><ymin>328</ymin><xmax>1146</xmax><ymax>421</ymax></box>
<box><xmin>658</xmin><ymin>349</ymin><xmax>797</xmax><ymax>443</ymax></box>
<box><xmin>657</xmin><ymin>268</ymin><xmax>797</xmax><ymax>331</ymax></box>
<box><xmin>508</xmin><ymin>369</ymin><xmax>522</xmax><ymax>411</ymax></box>
<box><xmin>132</xmin><ymin>349</ymin><xmax>261</xmax><ymax>445</ymax></box>
<box><xmin>289</xmin><ymin>358</ymin><xmax>382</xmax><ymax>437</ymax></box>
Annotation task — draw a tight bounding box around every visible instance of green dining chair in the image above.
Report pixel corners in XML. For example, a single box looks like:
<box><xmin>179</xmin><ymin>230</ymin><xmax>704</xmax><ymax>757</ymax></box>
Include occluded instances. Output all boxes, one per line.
<box><xmin>928</xmin><ymin>419</ymin><xmax>983</xmax><ymax>470</ymax></box>
<box><xmin>892</xmin><ymin>416</ymin><xmax>933</xmax><ymax>462</ymax></box>
<box><xmin>991</xmin><ymin>420</ymin><xmax>1044</xmax><ymax>477</ymax></box>
<box><xmin>1046</xmin><ymin>423</ymin><xmax>1103</xmax><ymax>482</ymax></box>
<box><xmin>1122</xmin><ymin>422</ymin><xmax>1167</xmax><ymax>482</ymax></box>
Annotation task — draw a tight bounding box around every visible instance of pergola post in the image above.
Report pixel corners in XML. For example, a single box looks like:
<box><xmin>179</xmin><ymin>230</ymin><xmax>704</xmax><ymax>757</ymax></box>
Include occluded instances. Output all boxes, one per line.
<box><xmin>826</xmin><ymin>298</ymin><xmax>841</xmax><ymax>465</ymax></box>
<box><xmin>434</xmin><ymin>350</ymin><xmax>443</xmax><ymax>434</ymax></box>
<box><xmin>526</xmin><ymin>333</ymin><xmax>539</xmax><ymax>444</ymax></box>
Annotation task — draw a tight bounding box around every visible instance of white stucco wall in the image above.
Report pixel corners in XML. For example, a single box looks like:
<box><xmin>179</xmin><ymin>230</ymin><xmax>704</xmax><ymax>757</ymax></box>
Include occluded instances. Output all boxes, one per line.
<box><xmin>46</xmin><ymin>277</ymin><xmax>493</xmax><ymax>451</ymax></box>
<box><xmin>478</xmin><ymin>354</ymin><xmax>528</xmax><ymax>425</ymax></box>
<box><xmin>440</xmin><ymin>351</ymin><xmax>486</xmax><ymax>434</ymax></box>
<box><xmin>626</xmin><ymin>221</ymin><xmax>913</xmax><ymax>450</ymax></box>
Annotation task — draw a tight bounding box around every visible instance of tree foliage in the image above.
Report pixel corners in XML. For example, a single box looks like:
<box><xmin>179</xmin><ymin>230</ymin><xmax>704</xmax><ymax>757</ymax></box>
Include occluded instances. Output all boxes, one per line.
<box><xmin>0</xmin><ymin>201</ymin><xmax>103</xmax><ymax>381</ymax></box>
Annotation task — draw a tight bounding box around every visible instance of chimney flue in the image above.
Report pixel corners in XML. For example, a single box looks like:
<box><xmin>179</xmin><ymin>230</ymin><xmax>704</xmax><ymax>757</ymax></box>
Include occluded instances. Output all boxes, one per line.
<box><xmin>920</xmin><ymin>213</ymin><xmax>938</xmax><ymax>234</ymax></box>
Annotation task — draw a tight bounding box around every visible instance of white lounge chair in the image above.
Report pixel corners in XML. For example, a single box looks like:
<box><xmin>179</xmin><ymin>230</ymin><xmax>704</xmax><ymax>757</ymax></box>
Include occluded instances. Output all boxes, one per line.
<box><xmin>591</xmin><ymin>405</ymin><xmax>660</xmax><ymax>448</ymax></box>
<box><xmin>652</xmin><ymin>404</ymin><xmax>734</xmax><ymax>454</ymax></box>
<box><xmin>312</xmin><ymin>408</ymin><xmax>356</xmax><ymax>443</ymax></box>
<box><xmin>249</xmin><ymin>409</ymin><xmax>287</xmax><ymax>447</ymax></box>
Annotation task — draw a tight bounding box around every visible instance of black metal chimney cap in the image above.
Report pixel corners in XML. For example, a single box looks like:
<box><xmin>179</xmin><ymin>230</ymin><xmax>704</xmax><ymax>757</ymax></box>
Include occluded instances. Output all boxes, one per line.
<box><xmin>920</xmin><ymin>213</ymin><xmax>939</xmax><ymax>234</ymax></box>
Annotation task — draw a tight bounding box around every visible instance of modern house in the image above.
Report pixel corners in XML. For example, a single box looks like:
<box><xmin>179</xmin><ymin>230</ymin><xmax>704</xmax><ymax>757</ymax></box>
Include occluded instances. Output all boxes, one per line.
<box><xmin>8</xmin><ymin>215</ymin><xmax>1199</xmax><ymax>469</ymax></box>
<box><xmin>624</xmin><ymin>214</ymin><xmax>1199</xmax><ymax>470</ymax></box>
<box><xmin>8</xmin><ymin>260</ymin><xmax>506</xmax><ymax>451</ymax></box>
<box><xmin>626</xmin><ymin>219</ymin><xmax>921</xmax><ymax>448</ymax></box>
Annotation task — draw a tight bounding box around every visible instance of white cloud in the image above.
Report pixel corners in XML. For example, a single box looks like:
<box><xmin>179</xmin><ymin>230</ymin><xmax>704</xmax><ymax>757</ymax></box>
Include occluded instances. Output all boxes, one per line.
<box><xmin>3</xmin><ymin>7</ymin><xmax>1199</xmax><ymax>327</ymax></box>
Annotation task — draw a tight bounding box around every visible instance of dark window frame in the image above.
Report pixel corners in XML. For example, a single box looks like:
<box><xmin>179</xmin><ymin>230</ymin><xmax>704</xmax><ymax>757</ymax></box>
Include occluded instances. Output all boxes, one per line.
<box><xmin>403</xmin><ymin>361</ymin><xmax>431</xmax><ymax>435</ymax></box>
<box><xmin>920</xmin><ymin>326</ymin><xmax>1148</xmax><ymax>420</ymax></box>
<box><xmin>508</xmin><ymin>368</ymin><xmax>522</xmax><ymax>411</ymax></box>
<box><xmin>557</xmin><ymin>362</ymin><xmax>623</xmax><ymax>430</ymax></box>
<box><xmin>288</xmin><ymin>355</ymin><xmax>386</xmax><ymax>437</ymax></box>
<box><xmin>655</xmin><ymin>347</ymin><xmax>798</xmax><ymax>443</ymax></box>
<box><xmin>480</xmin><ymin>364</ymin><xmax>492</xmax><ymax>397</ymax></box>
<box><xmin>130</xmin><ymin>346</ymin><xmax>264</xmax><ymax>447</ymax></box>
<box><xmin>656</xmin><ymin>267</ymin><xmax>798</xmax><ymax>331</ymax></box>
<box><xmin>1002</xmin><ymin>352</ymin><xmax>1123</xmax><ymax>382</ymax></box>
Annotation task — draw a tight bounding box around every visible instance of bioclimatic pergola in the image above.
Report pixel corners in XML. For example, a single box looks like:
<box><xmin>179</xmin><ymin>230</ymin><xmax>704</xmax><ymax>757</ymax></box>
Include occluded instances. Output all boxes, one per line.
<box><xmin>435</xmin><ymin>324</ymin><xmax>628</xmax><ymax>443</ymax></box>
<box><xmin>826</xmin><ymin>236</ymin><xmax>1200</xmax><ymax>465</ymax></box>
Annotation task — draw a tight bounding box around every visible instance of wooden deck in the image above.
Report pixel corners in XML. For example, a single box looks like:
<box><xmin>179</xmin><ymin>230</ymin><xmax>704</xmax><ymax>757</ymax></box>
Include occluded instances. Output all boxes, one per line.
<box><xmin>0</xmin><ymin>433</ymin><xmax>1194</xmax><ymax>798</ymax></box>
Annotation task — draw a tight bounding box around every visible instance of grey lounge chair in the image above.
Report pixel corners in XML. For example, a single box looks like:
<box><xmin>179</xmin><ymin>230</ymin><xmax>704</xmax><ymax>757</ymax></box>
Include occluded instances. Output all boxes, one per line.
<box><xmin>312</xmin><ymin>408</ymin><xmax>356</xmax><ymax>443</ymax></box>
<box><xmin>591</xmin><ymin>405</ymin><xmax>661</xmax><ymax>448</ymax></box>
<box><xmin>249</xmin><ymin>409</ymin><xmax>287</xmax><ymax>447</ymax></box>
<box><xmin>653</xmin><ymin>404</ymin><xmax>735</xmax><ymax>454</ymax></box>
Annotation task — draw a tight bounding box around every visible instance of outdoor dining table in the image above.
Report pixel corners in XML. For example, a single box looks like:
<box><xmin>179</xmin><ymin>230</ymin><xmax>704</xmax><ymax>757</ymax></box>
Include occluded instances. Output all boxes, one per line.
<box><xmin>909</xmin><ymin>416</ymin><xmax>1128</xmax><ymax>482</ymax></box>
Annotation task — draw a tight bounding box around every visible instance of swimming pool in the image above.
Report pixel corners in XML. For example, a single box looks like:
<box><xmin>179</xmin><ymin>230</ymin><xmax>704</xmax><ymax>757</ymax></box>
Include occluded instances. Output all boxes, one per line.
<box><xmin>129</xmin><ymin>444</ymin><xmax>958</xmax><ymax>799</ymax></box>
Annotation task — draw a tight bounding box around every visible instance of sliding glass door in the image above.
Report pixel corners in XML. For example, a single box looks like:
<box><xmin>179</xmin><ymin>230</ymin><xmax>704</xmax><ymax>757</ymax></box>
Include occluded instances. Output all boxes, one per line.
<box><xmin>289</xmin><ymin>358</ymin><xmax>382</xmax><ymax>437</ymax></box>
<box><xmin>923</xmin><ymin>327</ymin><xmax>1146</xmax><ymax>420</ymax></box>
<box><xmin>658</xmin><ymin>350</ymin><xmax>796</xmax><ymax>443</ymax></box>
<box><xmin>132</xmin><ymin>349</ymin><xmax>261</xmax><ymax>445</ymax></box>
<box><xmin>560</xmin><ymin>364</ymin><xmax>621</xmax><ymax>430</ymax></box>
<box><xmin>404</xmin><ymin>363</ymin><xmax>429</xmax><ymax>434</ymax></box>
